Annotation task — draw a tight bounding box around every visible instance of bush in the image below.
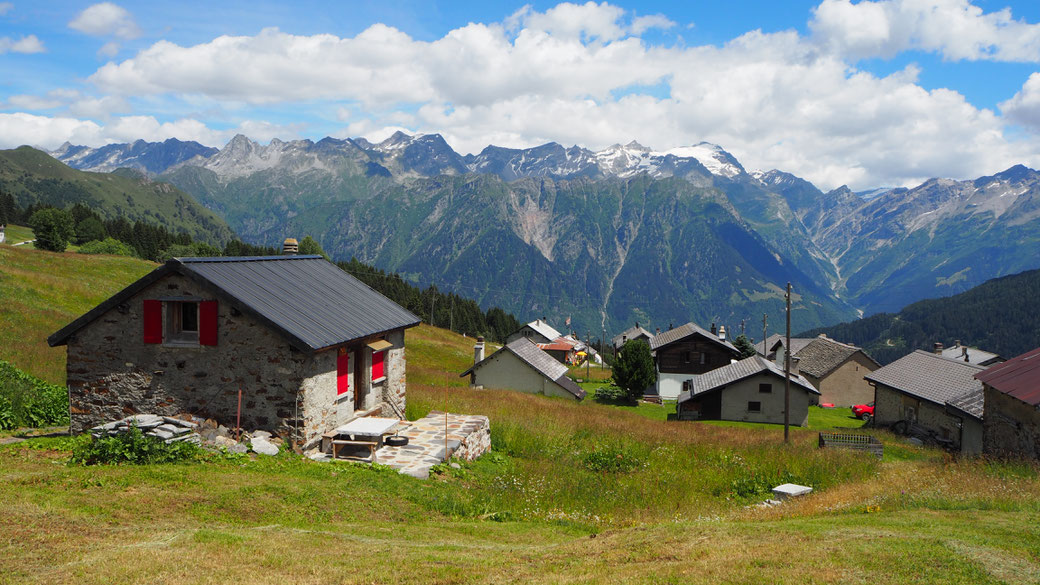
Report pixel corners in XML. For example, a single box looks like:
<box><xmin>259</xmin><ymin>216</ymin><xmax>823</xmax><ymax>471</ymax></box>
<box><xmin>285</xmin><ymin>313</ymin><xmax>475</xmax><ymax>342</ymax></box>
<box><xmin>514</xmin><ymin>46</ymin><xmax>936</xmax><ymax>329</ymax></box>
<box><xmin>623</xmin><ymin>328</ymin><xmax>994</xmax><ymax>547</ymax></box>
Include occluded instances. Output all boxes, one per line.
<box><xmin>78</xmin><ymin>237</ymin><xmax>137</xmax><ymax>256</ymax></box>
<box><xmin>592</xmin><ymin>384</ymin><xmax>628</xmax><ymax>403</ymax></box>
<box><xmin>71</xmin><ymin>423</ymin><xmax>202</xmax><ymax>465</ymax></box>
<box><xmin>0</xmin><ymin>360</ymin><xmax>69</xmax><ymax>429</ymax></box>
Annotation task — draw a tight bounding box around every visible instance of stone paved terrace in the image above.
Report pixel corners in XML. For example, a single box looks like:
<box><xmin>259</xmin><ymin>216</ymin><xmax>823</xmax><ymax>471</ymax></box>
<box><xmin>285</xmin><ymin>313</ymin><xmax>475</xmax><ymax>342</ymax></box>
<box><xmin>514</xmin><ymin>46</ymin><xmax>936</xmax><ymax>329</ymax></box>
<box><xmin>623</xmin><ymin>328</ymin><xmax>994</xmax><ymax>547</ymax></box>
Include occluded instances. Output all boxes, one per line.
<box><xmin>312</xmin><ymin>411</ymin><xmax>490</xmax><ymax>479</ymax></box>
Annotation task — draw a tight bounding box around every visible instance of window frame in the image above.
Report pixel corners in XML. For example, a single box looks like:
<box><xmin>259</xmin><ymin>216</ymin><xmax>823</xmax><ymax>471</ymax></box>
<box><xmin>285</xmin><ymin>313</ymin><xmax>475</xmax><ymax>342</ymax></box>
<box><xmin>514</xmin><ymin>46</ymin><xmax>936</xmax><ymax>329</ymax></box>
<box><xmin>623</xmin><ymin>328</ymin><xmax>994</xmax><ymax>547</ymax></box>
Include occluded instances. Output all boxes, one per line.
<box><xmin>747</xmin><ymin>401</ymin><xmax>762</xmax><ymax>413</ymax></box>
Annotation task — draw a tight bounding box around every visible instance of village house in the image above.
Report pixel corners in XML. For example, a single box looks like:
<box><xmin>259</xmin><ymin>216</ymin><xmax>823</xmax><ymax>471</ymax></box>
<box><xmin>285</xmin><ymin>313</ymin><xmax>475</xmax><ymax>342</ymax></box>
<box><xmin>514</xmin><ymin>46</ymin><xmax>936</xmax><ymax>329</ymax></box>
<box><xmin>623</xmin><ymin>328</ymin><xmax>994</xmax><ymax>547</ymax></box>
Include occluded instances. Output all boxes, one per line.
<box><xmin>612</xmin><ymin>323</ymin><xmax>654</xmax><ymax>359</ymax></box>
<box><xmin>461</xmin><ymin>337</ymin><xmax>586</xmax><ymax>400</ymax></box>
<box><xmin>676</xmin><ymin>355</ymin><xmax>819</xmax><ymax>425</ymax></box>
<box><xmin>783</xmin><ymin>335</ymin><xmax>880</xmax><ymax>407</ymax></box>
<box><xmin>649</xmin><ymin>322</ymin><xmax>742</xmax><ymax>400</ymax></box>
<box><xmin>975</xmin><ymin>347</ymin><xmax>1040</xmax><ymax>459</ymax></box>
<box><xmin>866</xmin><ymin>349</ymin><xmax>985</xmax><ymax>454</ymax></box>
<box><xmin>506</xmin><ymin>318</ymin><xmax>563</xmax><ymax>345</ymax></box>
<box><xmin>940</xmin><ymin>340</ymin><xmax>1004</xmax><ymax>367</ymax></box>
<box><xmin>47</xmin><ymin>254</ymin><xmax>420</xmax><ymax>449</ymax></box>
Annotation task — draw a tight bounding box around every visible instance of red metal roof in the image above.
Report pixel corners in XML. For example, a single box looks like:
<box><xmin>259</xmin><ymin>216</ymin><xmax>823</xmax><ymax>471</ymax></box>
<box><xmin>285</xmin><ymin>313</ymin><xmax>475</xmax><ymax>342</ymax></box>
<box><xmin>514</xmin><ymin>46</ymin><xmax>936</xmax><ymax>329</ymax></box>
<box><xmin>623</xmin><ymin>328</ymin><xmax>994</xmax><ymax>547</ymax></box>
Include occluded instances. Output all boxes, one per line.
<box><xmin>537</xmin><ymin>342</ymin><xmax>575</xmax><ymax>352</ymax></box>
<box><xmin>975</xmin><ymin>347</ymin><xmax>1040</xmax><ymax>406</ymax></box>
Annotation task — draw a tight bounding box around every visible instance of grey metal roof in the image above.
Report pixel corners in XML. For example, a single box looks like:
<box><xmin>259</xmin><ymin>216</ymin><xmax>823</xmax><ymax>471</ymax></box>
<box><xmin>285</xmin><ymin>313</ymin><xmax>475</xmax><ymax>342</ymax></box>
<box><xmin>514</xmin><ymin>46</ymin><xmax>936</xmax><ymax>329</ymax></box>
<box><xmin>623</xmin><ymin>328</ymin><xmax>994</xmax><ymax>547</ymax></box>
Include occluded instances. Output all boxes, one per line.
<box><xmin>677</xmin><ymin>355</ymin><xmax>818</xmax><ymax>403</ymax></box>
<box><xmin>522</xmin><ymin>319</ymin><xmax>563</xmax><ymax>342</ymax></box>
<box><xmin>794</xmin><ymin>336</ymin><xmax>875</xmax><ymax>379</ymax></box>
<box><xmin>650</xmin><ymin>322</ymin><xmax>739</xmax><ymax>354</ymax></box>
<box><xmin>941</xmin><ymin>344</ymin><xmax>1002</xmax><ymax>366</ymax></box>
<box><xmin>768</xmin><ymin>336</ymin><xmax>814</xmax><ymax>355</ymax></box>
<box><xmin>49</xmin><ymin>255</ymin><xmax>420</xmax><ymax>352</ymax></box>
<box><xmin>461</xmin><ymin>337</ymin><xmax>586</xmax><ymax>399</ymax></box>
<box><xmin>866</xmin><ymin>350</ymin><xmax>984</xmax><ymax>407</ymax></box>
<box><xmin>946</xmin><ymin>387</ymin><xmax>984</xmax><ymax>421</ymax></box>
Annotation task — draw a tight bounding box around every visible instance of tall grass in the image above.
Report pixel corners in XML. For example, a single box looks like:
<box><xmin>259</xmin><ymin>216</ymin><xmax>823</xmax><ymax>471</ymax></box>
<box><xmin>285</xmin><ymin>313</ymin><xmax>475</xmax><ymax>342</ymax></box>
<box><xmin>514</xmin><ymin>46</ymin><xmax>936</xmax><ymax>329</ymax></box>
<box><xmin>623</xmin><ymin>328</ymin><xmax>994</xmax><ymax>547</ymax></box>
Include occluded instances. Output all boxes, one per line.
<box><xmin>0</xmin><ymin>359</ymin><xmax>69</xmax><ymax>429</ymax></box>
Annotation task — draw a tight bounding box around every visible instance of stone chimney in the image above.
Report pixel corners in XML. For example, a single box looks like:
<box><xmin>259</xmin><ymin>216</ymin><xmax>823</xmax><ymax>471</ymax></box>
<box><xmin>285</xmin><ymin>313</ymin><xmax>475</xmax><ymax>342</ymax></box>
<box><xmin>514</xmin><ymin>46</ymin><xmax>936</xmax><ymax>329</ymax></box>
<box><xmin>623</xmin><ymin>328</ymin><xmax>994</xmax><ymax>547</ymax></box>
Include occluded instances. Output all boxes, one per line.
<box><xmin>789</xmin><ymin>356</ymin><xmax>800</xmax><ymax>376</ymax></box>
<box><xmin>955</xmin><ymin>339</ymin><xmax>962</xmax><ymax>348</ymax></box>
<box><xmin>656</xmin><ymin>328</ymin><xmax>661</xmax><ymax>336</ymax></box>
<box><xmin>933</xmin><ymin>342</ymin><xmax>944</xmax><ymax>355</ymax></box>
<box><xmin>710</xmin><ymin>323</ymin><xmax>717</xmax><ymax>335</ymax></box>
<box><xmin>473</xmin><ymin>336</ymin><xmax>485</xmax><ymax>365</ymax></box>
<box><xmin>283</xmin><ymin>237</ymin><xmax>299</xmax><ymax>255</ymax></box>
<box><xmin>963</xmin><ymin>347</ymin><xmax>970</xmax><ymax>362</ymax></box>
<box><xmin>718</xmin><ymin>325</ymin><xmax>726</xmax><ymax>341</ymax></box>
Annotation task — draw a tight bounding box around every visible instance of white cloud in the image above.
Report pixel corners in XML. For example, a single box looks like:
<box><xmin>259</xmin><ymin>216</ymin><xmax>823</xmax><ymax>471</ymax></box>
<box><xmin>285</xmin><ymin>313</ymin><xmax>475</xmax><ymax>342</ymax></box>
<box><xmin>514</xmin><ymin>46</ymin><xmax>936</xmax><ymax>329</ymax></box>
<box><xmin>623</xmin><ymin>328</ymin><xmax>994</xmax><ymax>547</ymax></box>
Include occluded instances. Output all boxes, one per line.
<box><xmin>0</xmin><ymin>34</ymin><xmax>45</xmax><ymax>54</ymax></box>
<box><xmin>98</xmin><ymin>40</ymin><xmax>121</xmax><ymax>57</ymax></box>
<box><xmin>69</xmin><ymin>2</ymin><xmax>141</xmax><ymax>39</ymax></box>
<box><xmin>1000</xmin><ymin>72</ymin><xmax>1040</xmax><ymax>130</ymax></box>
<box><xmin>0</xmin><ymin>3</ymin><xmax>13</xmax><ymax>17</ymax></box>
<box><xmin>810</xmin><ymin>0</ymin><xmax>1040</xmax><ymax>62</ymax></box>
<box><xmin>8</xmin><ymin>1</ymin><xmax>1037</xmax><ymax>189</ymax></box>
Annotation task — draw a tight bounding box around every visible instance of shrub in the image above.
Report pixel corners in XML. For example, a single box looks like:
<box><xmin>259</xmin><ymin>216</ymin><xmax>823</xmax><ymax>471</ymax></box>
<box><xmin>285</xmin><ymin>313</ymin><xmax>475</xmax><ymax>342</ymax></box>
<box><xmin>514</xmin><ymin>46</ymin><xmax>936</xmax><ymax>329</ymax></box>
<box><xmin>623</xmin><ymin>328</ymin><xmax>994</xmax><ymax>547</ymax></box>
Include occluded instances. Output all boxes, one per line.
<box><xmin>71</xmin><ymin>423</ymin><xmax>202</xmax><ymax>465</ymax></box>
<box><xmin>0</xmin><ymin>360</ymin><xmax>69</xmax><ymax>429</ymax></box>
<box><xmin>78</xmin><ymin>237</ymin><xmax>137</xmax><ymax>256</ymax></box>
<box><xmin>592</xmin><ymin>384</ymin><xmax>628</xmax><ymax>403</ymax></box>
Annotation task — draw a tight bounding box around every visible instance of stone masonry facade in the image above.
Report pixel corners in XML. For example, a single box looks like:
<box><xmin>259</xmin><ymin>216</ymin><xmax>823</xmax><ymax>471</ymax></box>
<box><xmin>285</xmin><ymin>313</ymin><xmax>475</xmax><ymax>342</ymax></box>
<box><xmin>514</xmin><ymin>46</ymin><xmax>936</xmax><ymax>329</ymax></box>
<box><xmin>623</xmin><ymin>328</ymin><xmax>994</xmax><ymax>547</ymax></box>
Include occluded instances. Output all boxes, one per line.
<box><xmin>984</xmin><ymin>385</ymin><xmax>1040</xmax><ymax>459</ymax></box>
<box><xmin>66</xmin><ymin>273</ymin><xmax>407</xmax><ymax>449</ymax></box>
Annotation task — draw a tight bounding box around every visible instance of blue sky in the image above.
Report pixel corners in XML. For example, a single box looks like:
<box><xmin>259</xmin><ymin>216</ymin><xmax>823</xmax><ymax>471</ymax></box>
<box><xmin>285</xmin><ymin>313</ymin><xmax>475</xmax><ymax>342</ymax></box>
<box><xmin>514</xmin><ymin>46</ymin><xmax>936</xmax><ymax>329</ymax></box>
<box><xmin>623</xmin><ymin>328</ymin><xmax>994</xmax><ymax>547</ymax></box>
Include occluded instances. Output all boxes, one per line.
<box><xmin>2</xmin><ymin>0</ymin><xmax>1040</xmax><ymax>189</ymax></box>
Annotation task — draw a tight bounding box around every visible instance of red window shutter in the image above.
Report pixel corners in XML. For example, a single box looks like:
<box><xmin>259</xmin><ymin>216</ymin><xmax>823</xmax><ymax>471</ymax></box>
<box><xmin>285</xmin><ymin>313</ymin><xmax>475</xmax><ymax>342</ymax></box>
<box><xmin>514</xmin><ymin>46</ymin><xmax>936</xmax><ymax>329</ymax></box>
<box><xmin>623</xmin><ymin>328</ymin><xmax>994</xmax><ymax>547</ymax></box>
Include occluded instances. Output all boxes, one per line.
<box><xmin>199</xmin><ymin>300</ymin><xmax>218</xmax><ymax>346</ymax></box>
<box><xmin>337</xmin><ymin>350</ymin><xmax>350</xmax><ymax>395</ymax></box>
<box><xmin>143</xmin><ymin>300</ymin><xmax>162</xmax><ymax>344</ymax></box>
<box><xmin>372</xmin><ymin>350</ymin><xmax>385</xmax><ymax>381</ymax></box>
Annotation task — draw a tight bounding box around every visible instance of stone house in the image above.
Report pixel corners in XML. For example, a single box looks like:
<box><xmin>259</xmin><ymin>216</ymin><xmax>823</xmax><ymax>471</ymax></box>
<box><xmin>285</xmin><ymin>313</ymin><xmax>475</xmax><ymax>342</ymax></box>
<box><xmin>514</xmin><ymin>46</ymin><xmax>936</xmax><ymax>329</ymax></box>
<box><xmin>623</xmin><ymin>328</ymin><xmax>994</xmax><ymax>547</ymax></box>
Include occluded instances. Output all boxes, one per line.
<box><xmin>461</xmin><ymin>337</ymin><xmax>586</xmax><ymax>400</ymax></box>
<box><xmin>975</xmin><ymin>347</ymin><xmax>1040</xmax><ymax>459</ymax></box>
<box><xmin>649</xmin><ymin>322</ymin><xmax>742</xmax><ymax>400</ymax></box>
<box><xmin>787</xmin><ymin>335</ymin><xmax>880</xmax><ymax>407</ymax></box>
<box><xmin>48</xmin><ymin>255</ymin><xmax>420</xmax><ymax>448</ymax></box>
<box><xmin>866</xmin><ymin>350</ymin><xmax>985</xmax><ymax>454</ymax></box>
<box><xmin>676</xmin><ymin>355</ymin><xmax>819</xmax><ymax>426</ymax></box>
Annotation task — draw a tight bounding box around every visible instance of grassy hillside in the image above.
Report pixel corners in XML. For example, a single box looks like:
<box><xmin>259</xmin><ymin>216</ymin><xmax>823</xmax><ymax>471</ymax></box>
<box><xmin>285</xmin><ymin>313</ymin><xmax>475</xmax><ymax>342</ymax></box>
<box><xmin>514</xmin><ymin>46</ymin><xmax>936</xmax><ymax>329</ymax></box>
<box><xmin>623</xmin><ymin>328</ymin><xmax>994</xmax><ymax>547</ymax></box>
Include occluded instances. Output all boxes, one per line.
<box><xmin>0</xmin><ymin>237</ymin><xmax>156</xmax><ymax>383</ymax></box>
<box><xmin>0</xmin><ymin>146</ymin><xmax>234</xmax><ymax>245</ymax></box>
<box><xmin>802</xmin><ymin>268</ymin><xmax>1040</xmax><ymax>364</ymax></box>
<box><xmin>2</xmin><ymin>245</ymin><xmax>1039</xmax><ymax>584</ymax></box>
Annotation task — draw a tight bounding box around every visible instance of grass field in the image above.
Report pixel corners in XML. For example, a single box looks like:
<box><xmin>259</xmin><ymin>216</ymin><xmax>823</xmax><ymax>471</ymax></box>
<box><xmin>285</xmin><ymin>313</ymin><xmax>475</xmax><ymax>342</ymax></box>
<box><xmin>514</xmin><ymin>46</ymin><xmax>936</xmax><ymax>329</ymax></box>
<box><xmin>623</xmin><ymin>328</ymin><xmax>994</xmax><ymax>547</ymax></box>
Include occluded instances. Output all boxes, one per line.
<box><xmin>3</xmin><ymin>246</ymin><xmax>1040</xmax><ymax>584</ymax></box>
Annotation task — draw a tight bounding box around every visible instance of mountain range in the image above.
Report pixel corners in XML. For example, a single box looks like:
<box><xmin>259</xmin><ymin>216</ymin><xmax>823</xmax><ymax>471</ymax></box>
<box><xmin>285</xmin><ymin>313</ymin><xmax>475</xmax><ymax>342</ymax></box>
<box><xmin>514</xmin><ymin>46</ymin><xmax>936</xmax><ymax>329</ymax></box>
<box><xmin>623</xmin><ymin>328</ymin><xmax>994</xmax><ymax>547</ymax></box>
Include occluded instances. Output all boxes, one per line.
<box><xmin>45</xmin><ymin>133</ymin><xmax>1040</xmax><ymax>338</ymax></box>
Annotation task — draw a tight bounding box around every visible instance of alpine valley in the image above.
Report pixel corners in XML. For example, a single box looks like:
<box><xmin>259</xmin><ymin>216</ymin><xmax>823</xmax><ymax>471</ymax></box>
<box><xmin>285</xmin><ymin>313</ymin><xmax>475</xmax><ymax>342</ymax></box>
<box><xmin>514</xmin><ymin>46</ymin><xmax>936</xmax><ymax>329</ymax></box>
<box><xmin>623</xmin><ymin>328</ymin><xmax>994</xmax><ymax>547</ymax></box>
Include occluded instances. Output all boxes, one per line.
<box><xmin>43</xmin><ymin>134</ymin><xmax>1040</xmax><ymax>336</ymax></box>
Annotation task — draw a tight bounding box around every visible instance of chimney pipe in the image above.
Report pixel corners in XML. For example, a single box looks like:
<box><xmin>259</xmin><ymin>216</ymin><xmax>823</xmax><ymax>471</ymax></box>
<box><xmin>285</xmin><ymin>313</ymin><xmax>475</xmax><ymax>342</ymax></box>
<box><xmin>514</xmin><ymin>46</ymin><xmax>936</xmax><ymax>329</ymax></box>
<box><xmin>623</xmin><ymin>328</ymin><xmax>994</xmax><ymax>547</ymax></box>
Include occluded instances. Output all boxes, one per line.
<box><xmin>718</xmin><ymin>325</ymin><xmax>726</xmax><ymax>341</ymax></box>
<box><xmin>473</xmin><ymin>336</ymin><xmax>485</xmax><ymax>365</ymax></box>
<box><xmin>955</xmin><ymin>339</ymin><xmax>962</xmax><ymax>348</ymax></box>
<box><xmin>656</xmin><ymin>328</ymin><xmax>660</xmax><ymax>335</ymax></box>
<box><xmin>933</xmin><ymin>342</ymin><xmax>944</xmax><ymax>355</ymax></box>
<box><xmin>283</xmin><ymin>237</ymin><xmax>299</xmax><ymax>255</ymax></box>
<box><xmin>710</xmin><ymin>323</ymin><xmax>717</xmax><ymax>335</ymax></box>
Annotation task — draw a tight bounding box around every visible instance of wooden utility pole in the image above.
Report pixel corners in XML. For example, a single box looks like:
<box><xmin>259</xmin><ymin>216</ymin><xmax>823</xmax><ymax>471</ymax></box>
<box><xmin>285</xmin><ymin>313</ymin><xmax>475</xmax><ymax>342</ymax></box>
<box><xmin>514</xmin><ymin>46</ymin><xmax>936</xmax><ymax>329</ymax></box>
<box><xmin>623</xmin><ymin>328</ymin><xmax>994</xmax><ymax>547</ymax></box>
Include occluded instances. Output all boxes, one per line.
<box><xmin>586</xmin><ymin>330</ymin><xmax>591</xmax><ymax>379</ymax></box>
<box><xmin>784</xmin><ymin>282</ymin><xmax>792</xmax><ymax>444</ymax></box>
<box><xmin>762</xmin><ymin>314</ymin><xmax>767</xmax><ymax>356</ymax></box>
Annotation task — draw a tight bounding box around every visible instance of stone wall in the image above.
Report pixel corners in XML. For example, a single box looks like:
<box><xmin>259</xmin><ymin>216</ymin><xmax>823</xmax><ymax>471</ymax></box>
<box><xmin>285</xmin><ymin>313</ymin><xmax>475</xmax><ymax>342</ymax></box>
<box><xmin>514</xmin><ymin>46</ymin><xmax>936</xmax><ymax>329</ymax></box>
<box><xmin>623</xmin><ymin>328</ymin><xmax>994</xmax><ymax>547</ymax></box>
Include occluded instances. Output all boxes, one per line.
<box><xmin>452</xmin><ymin>415</ymin><xmax>491</xmax><ymax>461</ymax></box>
<box><xmin>66</xmin><ymin>274</ymin><xmax>311</xmax><ymax>439</ymax></box>
<box><xmin>873</xmin><ymin>383</ymin><xmax>963</xmax><ymax>447</ymax></box>
<box><xmin>984</xmin><ymin>385</ymin><xmax>1040</xmax><ymax>459</ymax></box>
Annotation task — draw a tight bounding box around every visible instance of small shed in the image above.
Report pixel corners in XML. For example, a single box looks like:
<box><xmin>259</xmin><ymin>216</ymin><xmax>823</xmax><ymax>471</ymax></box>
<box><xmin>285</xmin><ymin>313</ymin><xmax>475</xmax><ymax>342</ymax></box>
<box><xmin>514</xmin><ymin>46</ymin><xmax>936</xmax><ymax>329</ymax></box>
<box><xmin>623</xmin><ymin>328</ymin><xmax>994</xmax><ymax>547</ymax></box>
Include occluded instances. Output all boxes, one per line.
<box><xmin>976</xmin><ymin>347</ymin><xmax>1040</xmax><ymax>459</ymax></box>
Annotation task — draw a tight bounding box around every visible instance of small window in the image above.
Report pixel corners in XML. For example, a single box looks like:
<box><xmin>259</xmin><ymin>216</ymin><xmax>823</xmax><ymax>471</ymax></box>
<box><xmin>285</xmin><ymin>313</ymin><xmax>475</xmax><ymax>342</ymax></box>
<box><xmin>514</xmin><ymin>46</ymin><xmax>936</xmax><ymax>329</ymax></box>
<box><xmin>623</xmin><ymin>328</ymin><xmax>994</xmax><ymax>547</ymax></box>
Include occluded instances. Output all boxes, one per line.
<box><xmin>167</xmin><ymin>301</ymin><xmax>199</xmax><ymax>344</ymax></box>
<box><xmin>748</xmin><ymin>401</ymin><xmax>761</xmax><ymax>413</ymax></box>
<box><xmin>700</xmin><ymin>353</ymin><xmax>707</xmax><ymax>365</ymax></box>
<box><xmin>682</xmin><ymin>351</ymin><xmax>691</xmax><ymax>363</ymax></box>
<box><xmin>759</xmin><ymin>383</ymin><xmax>772</xmax><ymax>394</ymax></box>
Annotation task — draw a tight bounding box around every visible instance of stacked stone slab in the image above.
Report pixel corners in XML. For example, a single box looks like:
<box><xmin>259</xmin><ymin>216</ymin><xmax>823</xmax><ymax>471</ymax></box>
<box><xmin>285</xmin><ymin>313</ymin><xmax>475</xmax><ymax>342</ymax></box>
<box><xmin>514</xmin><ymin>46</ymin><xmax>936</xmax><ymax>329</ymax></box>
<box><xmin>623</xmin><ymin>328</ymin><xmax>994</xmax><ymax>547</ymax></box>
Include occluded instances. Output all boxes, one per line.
<box><xmin>90</xmin><ymin>414</ymin><xmax>200</xmax><ymax>444</ymax></box>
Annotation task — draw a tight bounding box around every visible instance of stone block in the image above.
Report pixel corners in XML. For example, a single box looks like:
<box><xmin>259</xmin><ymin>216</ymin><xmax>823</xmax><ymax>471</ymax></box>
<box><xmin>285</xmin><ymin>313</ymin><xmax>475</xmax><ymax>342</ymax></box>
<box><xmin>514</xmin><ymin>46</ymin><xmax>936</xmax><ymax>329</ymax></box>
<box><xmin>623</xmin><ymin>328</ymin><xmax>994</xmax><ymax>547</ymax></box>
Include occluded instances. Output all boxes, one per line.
<box><xmin>772</xmin><ymin>483</ymin><xmax>813</xmax><ymax>500</ymax></box>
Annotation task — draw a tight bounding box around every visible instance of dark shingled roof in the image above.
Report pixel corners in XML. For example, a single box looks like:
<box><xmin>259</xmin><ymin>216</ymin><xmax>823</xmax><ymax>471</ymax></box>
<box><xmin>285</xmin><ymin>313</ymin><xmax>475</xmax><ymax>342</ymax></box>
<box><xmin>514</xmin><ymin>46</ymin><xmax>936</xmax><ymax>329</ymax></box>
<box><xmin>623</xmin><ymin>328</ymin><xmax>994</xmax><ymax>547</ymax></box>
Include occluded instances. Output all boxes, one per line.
<box><xmin>48</xmin><ymin>256</ymin><xmax>421</xmax><ymax>352</ymax></box>
<box><xmin>794</xmin><ymin>336</ymin><xmax>877</xmax><ymax>378</ymax></box>
<box><xmin>650</xmin><ymin>322</ymin><xmax>739</xmax><ymax>354</ymax></box>
<box><xmin>946</xmin><ymin>387</ymin><xmax>984</xmax><ymax>421</ymax></box>
<box><xmin>866</xmin><ymin>350</ymin><xmax>984</xmax><ymax>407</ymax></box>
<box><xmin>975</xmin><ymin>347</ymin><xmax>1040</xmax><ymax>406</ymax></box>
<box><xmin>461</xmin><ymin>338</ymin><xmax>586</xmax><ymax>399</ymax></box>
<box><xmin>767</xmin><ymin>336</ymin><xmax>814</xmax><ymax>356</ymax></box>
<box><xmin>677</xmin><ymin>355</ymin><xmax>819</xmax><ymax>403</ymax></box>
<box><xmin>612</xmin><ymin>325</ymin><xmax>654</xmax><ymax>349</ymax></box>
